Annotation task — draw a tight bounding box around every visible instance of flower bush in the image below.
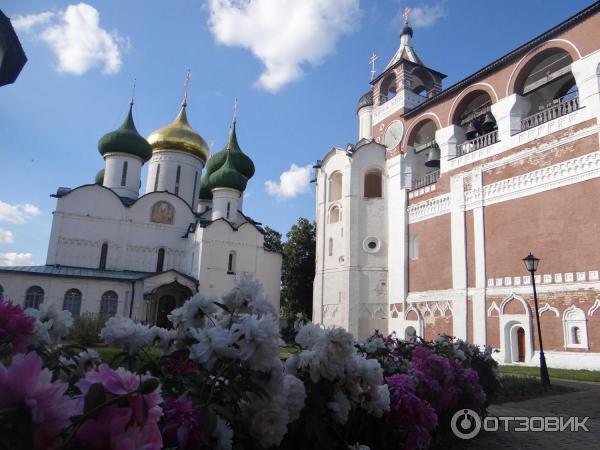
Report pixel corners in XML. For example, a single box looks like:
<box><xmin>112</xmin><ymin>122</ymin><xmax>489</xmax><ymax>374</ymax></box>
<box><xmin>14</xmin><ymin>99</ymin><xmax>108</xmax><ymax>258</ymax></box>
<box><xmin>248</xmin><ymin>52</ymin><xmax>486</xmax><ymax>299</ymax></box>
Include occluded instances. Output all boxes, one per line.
<box><xmin>0</xmin><ymin>277</ymin><xmax>500</xmax><ymax>450</ymax></box>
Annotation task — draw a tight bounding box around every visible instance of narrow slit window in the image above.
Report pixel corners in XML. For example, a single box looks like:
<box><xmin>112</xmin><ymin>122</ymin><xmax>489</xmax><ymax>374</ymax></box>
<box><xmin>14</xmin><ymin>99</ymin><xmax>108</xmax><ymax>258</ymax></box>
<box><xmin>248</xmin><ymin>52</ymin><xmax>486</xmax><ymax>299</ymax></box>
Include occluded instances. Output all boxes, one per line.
<box><xmin>328</xmin><ymin>238</ymin><xmax>333</xmax><ymax>256</ymax></box>
<box><xmin>121</xmin><ymin>161</ymin><xmax>128</xmax><ymax>187</ymax></box>
<box><xmin>226</xmin><ymin>202</ymin><xmax>231</xmax><ymax>219</ymax></box>
<box><xmin>175</xmin><ymin>165</ymin><xmax>181</xmax><ymax>195</ymax></box>
<box><xmin>227</xmin><ymin>251</ymin><xmax>236</xmax><ymax>274</ymax></box>
<box><xmin>192</xmin><ymin>172</ymin><xmax>198</xmax><ymax>204</ymax></box>
<box><xmin>156</xmin><ymin>248</ymin><xmax>165</xmax><ymax>272</ymax></box>
<box><xmin>154</xmin><ymin>164</ymin><xmax>161</xmax><ymax>191</ymax></box>
<box><xmin>99</xmin><ymin>242</ymin><xmax>108</xmax><ymax>270</ymax></box>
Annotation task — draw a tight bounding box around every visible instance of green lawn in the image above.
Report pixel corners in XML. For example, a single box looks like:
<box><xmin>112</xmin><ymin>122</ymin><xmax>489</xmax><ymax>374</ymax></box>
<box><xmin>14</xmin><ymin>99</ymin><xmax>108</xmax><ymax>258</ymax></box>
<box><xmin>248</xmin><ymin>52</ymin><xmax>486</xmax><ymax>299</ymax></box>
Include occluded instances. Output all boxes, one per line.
<box><xmin>500</xmin><ymin>365</ymin><xmax>600</xmax><ymax>382</ymax></box>
<box><xmin>498</xmin><ymin>375</ymin><xmax>577</xmax><ymax>403</ymax></box>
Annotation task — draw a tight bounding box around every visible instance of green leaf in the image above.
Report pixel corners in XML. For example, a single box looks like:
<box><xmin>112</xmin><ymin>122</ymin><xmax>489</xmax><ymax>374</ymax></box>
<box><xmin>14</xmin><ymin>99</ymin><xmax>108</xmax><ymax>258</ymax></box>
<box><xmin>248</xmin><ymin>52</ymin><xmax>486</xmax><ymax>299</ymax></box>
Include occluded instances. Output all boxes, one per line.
<box><xmin>83</xmin><ymin>383</ymin><xmax>106</xmax><ymax>415</ymax></box>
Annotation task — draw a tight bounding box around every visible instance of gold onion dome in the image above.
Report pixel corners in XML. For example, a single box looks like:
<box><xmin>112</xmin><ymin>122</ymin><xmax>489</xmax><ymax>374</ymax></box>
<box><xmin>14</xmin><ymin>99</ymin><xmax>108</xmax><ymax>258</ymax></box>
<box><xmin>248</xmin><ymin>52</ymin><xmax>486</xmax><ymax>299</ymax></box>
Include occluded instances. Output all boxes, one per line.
<box><xmin>147</xmin><ymin>102</ymin><xmax>209</xmax><ymax>162</ymax></box>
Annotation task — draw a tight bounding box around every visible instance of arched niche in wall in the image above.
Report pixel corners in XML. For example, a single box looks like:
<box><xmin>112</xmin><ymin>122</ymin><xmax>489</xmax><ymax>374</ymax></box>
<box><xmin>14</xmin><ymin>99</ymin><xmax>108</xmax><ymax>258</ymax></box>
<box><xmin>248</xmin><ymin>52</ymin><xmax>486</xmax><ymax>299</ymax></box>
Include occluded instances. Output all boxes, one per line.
<box><xmin>406</xmin><ymin>118</ymin><xmax>440</xmax><ymax>182</ymax></box>
<box><xmin>379</xmin><ymin>73</ymin><xmax>397</xmax><ymax>104</ymax></box>
<box><xmin>329</xmin><ymin>172</ymin><xmax>343</xmax><ymax>202</ymax></box>
<box><xmin>451</xmin><ymin>90</ymin><xmax>497</xmax><ymax>144</ymax></box>
<box><xmin>513</xmin><ymin>47</ymin><xmax>577</xmax><ymax>117</ymax></box>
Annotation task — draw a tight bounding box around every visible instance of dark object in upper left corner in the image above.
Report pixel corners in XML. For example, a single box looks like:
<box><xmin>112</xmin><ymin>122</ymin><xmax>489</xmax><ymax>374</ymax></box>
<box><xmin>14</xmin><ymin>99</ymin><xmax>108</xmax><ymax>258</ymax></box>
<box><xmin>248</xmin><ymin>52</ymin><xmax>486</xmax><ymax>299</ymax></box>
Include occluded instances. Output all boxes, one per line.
<box><xmin>0</xmin><ymin>9</ymin><xmax>27</xmax><ymax>87</ymax></box>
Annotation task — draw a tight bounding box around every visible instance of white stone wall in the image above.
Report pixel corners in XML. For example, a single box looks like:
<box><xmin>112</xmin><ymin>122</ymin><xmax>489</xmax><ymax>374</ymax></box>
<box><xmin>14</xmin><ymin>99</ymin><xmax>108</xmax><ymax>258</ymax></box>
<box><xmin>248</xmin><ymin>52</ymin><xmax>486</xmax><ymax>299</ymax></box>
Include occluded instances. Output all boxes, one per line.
<box><xmin>103</xmin><ymin>154</ymin><xmax>143</xmax><ymax>200</ymax></box>
<box><xmin>145</xmin><ymin>150</ymin><xmax>204</xmax><ymax>209</ymax></box>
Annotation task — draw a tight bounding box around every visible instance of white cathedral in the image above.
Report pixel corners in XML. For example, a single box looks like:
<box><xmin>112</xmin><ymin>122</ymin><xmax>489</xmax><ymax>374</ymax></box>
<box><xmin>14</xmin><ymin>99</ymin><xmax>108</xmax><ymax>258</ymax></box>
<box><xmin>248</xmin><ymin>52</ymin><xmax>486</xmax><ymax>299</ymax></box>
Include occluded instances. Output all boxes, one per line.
<box><xmin>0</xmin><ymin>94</ymin><xmax>282</xmax><ymax>326</ymax></box>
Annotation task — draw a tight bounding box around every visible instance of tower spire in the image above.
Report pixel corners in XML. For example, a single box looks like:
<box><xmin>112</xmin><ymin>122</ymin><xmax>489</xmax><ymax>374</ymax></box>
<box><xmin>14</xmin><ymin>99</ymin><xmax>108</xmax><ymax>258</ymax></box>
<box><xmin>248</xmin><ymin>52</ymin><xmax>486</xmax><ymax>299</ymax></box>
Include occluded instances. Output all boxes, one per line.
<box><xmin>130</xmin><ymin>78</ymin><xmax>136</xmax><ymax>108</ymax></box>
<box><xmin>182</xmin><ymin>69</ymin><xmax>191</xmax><ymax>108</ymax></box>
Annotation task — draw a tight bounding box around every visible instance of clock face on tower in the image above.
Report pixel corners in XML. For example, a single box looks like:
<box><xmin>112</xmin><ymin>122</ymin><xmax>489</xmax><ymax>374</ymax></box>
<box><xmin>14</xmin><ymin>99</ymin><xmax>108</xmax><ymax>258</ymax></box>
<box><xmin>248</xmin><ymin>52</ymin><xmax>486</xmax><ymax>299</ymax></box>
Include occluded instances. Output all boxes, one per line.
<box><xmin>384</xmin><ymin>120</ymin><xmax>404</xmax><ymax>150</ymax></box>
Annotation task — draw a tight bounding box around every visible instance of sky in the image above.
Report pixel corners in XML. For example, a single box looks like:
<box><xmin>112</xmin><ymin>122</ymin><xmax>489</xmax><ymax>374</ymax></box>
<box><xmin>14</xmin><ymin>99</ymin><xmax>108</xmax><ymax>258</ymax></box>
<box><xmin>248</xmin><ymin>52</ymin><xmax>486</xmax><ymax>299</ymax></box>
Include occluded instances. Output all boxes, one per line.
<box><xmin>0</xmin><ymin>0</ymin><xmax>594</xmax><ymax>266</ymax></box>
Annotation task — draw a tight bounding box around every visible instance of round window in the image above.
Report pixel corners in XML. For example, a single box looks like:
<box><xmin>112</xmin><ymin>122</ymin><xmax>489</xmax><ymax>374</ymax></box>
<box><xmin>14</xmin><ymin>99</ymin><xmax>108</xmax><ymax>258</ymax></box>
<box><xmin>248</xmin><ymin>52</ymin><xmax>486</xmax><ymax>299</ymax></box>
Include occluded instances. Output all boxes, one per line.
<box><xmin>363</xmin><ymin>237</ymin><xmax>381</xmax><ymax>253</ymax></box>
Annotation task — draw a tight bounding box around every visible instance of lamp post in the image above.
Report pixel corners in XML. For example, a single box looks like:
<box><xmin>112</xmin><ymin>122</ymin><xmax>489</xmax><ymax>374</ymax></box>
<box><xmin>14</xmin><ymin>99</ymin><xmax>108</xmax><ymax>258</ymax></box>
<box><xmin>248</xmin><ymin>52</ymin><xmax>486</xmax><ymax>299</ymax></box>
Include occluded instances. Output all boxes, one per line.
<box><xmin>522</xmin><ymin>252</ymin><xmax>550</xmax><ymax>385</ymax></box>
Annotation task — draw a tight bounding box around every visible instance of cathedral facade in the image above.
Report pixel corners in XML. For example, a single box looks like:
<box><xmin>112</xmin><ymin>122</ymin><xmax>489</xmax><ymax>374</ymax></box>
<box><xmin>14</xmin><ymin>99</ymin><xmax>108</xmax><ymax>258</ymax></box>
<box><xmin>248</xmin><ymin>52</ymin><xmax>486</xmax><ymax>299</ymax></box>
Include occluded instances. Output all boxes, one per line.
<box><xmin>0</xmin><ymin>96</ymin><xmax>281</xmax><ymax>326</ymax></box>
<box><xmin>313</xmin><ymin>3</ymin><xmax>600</xmax><ymax>370</ymax></box>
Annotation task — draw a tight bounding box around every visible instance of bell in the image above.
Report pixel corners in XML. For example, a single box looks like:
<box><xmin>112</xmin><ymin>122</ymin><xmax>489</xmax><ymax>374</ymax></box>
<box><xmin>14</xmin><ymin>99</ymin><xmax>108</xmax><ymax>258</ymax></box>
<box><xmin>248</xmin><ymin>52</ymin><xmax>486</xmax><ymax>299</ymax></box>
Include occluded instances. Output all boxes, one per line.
<box><xmin>424</xmin><ymin>145</ymin><xmax>440</xmax><ymax>168</ymax></box>
<box><xmin>465</xmin><ymin>120</ymin><xmax>478</xmax><ymax>140</ymax></box>
<box><xmin>481</xmin><ymin>112</ymin><xmax>497</xmax><ymax>133</ymax></box>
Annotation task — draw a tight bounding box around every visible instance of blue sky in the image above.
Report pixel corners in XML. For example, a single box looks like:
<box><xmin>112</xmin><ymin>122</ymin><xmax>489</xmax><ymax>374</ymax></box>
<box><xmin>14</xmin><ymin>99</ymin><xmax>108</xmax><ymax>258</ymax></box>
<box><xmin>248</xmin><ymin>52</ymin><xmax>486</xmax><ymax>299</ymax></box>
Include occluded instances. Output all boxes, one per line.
<box><xmin>0</xmin><ymin>0</ymin><xmax>593</xmax><ymax>266</ymax></box>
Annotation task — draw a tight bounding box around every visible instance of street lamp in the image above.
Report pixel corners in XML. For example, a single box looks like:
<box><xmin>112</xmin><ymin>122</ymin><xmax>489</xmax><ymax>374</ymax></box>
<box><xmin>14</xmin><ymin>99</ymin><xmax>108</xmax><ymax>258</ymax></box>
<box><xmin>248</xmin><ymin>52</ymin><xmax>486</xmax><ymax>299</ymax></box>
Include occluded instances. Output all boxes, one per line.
<box><xmin>522</xmin><ymin>252</ymin><xmax>550</xmax><ymax>385</ymax></box>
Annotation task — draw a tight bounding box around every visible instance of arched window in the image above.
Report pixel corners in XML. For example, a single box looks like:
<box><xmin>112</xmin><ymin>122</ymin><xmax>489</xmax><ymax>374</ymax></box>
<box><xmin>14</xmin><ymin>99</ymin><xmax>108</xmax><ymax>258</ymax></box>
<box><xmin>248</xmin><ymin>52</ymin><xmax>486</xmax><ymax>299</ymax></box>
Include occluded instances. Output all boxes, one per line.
<box><xmin>452</xmin><ymin>90</ymin><xmax>497</xmax><ymax>155</ymax></box>
<box><xmin>25</xmin><ymin>286</ymin><xmax>44</xmax><ymax>309</ymax></box>
<box><xmin>405</xmin><ymin>326</ymin><xmax>417</xmax><ymax>340</ymax></box>
<box><xmin>329</xmin><ymin>205</ymin><xmax>341</xmax><ymax>223</ymax></box>
<box><xmin>100</xmin><ymin>291</ymin><xmax>118</xmax><ymax>317</ymax></box>
<box><xmin>121</xmin><ymin>161</ymin><xmax>128</xmax><ymax>187</ymax></box>
<box><xmin>515</xmin><ymin>48</ymin><xmax>579</xmax><ymax>129</ymax></box>
<box><xmin>227</xmin><ymin>251</ymin><xmax>236</xmax><ymax>274</ymax></box>
<box><xmin>328</xmin><ymin>238</ymin><xmax>333</xmax><ymax>256</ymax></box>
<box><xmin>63</xmin><ymin>289</ymin><xmax>82</xmax><ymax>317</ymax></box>
<box><xmin>0</xmin><ymin>284</ymin><xmax>3</xmax><ymax>300</ymax></box>
<box><xmin>99</xmin><ymin>242</ymin><xmax>108</xmax><ymax>270</ymax></box>
<box><xmin>563</xmin><ymin>306</ymin><xmax>588</xmax><ymax>348</ymax></box>
<box><xmin>156</xmin><ymin>248</ymin><xmax>165</xmax><ymax>273</ymax></box>
<box><xmin>407</xmin><ymin>119</ymin><xmax>440</xmax><ymax>181</ymax></box>
<box><xmin>364</xmin><ymin>169</ymin><xmax>382</xmax><ymax>198</ymax></box>
<box><xmin>175</xmin><ymin>165</ymin><xmax>181</xmax><ymax>195</ymax></box>
<box><xmin>329</xmin><ymin>172</ymin><xmax>342</xmax><ymax>202</ymax></box>
<box><xmin>380</xmin><ymin>73</ymin><xmax>397</xmax><ymax>103</ymax></box>
<box><xmin>410</xmin><ymin>67</ymin><xmax>435</xmax><ymax>98</ymax></box>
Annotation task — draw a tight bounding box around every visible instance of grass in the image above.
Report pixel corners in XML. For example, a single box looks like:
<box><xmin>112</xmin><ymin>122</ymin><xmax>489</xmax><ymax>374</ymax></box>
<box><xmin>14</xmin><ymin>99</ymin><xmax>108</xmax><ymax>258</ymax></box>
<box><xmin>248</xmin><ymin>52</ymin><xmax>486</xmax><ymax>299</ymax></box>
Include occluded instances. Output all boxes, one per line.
<box><xmin>499</xmin><ymin>375</ymin><xmax>577</xmax><ymax>403</ymax></box>
<box><xmin>499</xmin><ymin>364</ymin><xmax>600</xmax><ymax>382</ymax></box>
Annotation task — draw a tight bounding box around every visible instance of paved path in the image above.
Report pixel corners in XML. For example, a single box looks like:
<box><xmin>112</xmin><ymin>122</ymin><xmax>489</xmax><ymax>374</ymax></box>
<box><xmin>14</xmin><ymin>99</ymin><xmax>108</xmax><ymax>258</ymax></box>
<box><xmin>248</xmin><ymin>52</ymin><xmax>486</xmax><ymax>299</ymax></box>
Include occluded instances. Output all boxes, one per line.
<box><xmin>455</xmin><ymin>380</ymin><xmax>600</xmax><ymax>450</ymax></box>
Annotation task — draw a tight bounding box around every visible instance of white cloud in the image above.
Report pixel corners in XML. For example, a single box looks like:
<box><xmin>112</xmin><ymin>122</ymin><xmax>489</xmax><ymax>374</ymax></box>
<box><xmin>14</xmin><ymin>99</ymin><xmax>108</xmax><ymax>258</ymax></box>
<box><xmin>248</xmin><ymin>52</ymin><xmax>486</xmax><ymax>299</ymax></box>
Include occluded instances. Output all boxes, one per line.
<box><xmin>12</xmin><ymin>11</ymin><xmax>55</xmax><ymax>32</ymax></box>
<box><xmin>265</xmin><ymin>164</ymin><xmax>312</xmax><ymax>199</ymax></box>
<box><xmin>12</xmin><ymin>3</ymin><xmax>127</xmax><ymax>75</ymax></box>
<box><xmin>0</xmin><ymin>229</ymin><xmax>14</xmax><ymax>244</ymax></box>
<box><xmin>207</xmin><ymin>0</ymin><xmax>360</xmax><ymax>92</ymax></box>
<box><xmin>0</xmin><ymin>201</ymin><xmax>41</xmax><ymax>224</ymax></box>
<box><xmin>0</xmin><ymin>252</ymin><xmax>36</xmax><ymax>266</ymax></box>
<box><xmin>397</xmin><ymin>3</ymin><xmax>445</xmax><ymax>29</ymax></box>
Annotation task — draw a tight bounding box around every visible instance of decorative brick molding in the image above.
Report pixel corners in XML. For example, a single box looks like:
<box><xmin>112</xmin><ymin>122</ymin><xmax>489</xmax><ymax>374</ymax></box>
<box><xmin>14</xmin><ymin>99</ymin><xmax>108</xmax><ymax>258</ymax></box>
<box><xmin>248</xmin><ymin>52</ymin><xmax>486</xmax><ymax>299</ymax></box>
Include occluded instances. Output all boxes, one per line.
<box><xmin>407</xmin><ymin>194</ymin><xmax>451</xmax><ymax>223</ymax></box>
<box><xmin>360</xmin><ymin>302</ymin><xmax>388</xmax><ymax>319</ymax></box>
<box><xmin>488</xmin><ymin>269</ymin><xmax>599</xmax><ymax>287</ymax></box>
<box><xmin>589</xmin><ymin>299</ymin><xmax>600</xmax><ymax>317</ymax></box>
<box><xmin>539</xmin><ymin>303</ymin><xmax>560</xmax><ymax>317</ymax></box>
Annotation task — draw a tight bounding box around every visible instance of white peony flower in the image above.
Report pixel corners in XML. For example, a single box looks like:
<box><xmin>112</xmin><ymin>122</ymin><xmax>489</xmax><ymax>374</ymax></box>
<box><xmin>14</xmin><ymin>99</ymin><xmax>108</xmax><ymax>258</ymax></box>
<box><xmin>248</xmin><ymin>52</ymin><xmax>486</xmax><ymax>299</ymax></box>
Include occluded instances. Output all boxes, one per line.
<box><xmin>231</xmin><ymin>314</ymin><xmax>283</xmax><ymax>372</ymax></box>
<box><xmin>296</xmin><ymin>349</ymin><xmax>321</xmax><ymax>383</ymax></box>
<box><xmin>100</xmin><ymin>316</ymin><xmax>154</xmax><ymax>354</ymax></box>
<box><xmin>150</xmin><ymin>326</ymin><xmax>176</xmax><ymax>350</ymax></box>
<box><xmin>328</xmin><ymin>388</ymin><xmax>351</xmax><ymax>424</ymax></box>
<box><xmin>363</xmin><ymin>335</ymin><xmax>385</xmax><ymax>354</ymax></box>
<box><xmin>245</xmin><ymin>400</ymin><xmax>290</xmax><ymax>448</ymax></box>
<box><xmin>26</xmin><ymin>303</ymin><xmax>73</xmax><ymax>345</ymax></box>
<box><xmin>213</xmin><ymin>416</ymin><xmax>233</xmax><ymax>450</ymax></box>
<box><xmin>283</xmin><ymin>374</ymin><xmax>306</xmax><ymax>422</ymax></box>
<box><xmin>360</xmin><ymin>359</ymin><xmax>384</xmax><ymax>387</ymax></box>
<box><xmin>295</xmin><ymin>322</ymin><xmax>324</xmax><ymax>349</ymax></box>
<box><xmin>361</xmin><ymin>384</ymin><xmax>390</xmax><ymax>418</ymax></box>
<box><xmin>189</xmin><ymin>326</ymin><xmax>237</xmax><ymax>369</ymax></box>
<box><xmin>168</xmin><ymin>293</ymin><xmax>218</xmax><ymax>333</ymax></box>
<box><xmin>348</xmin><ymin>444</ymin><xmax>371</xmax><ymax>450</ymax></box>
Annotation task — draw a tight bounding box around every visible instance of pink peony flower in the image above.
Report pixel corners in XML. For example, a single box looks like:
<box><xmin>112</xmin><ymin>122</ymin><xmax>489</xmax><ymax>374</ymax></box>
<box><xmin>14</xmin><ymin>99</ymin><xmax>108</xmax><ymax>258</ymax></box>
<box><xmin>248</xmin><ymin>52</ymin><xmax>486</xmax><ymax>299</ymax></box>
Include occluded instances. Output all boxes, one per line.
<box><xmin>0</xmin><ymin>352</ymin><xmax>76</xmax><ymax>450</ymax></box>
<box><xmin>0</xmin><ymin>298</ymin><xmax>35</xmax><ymax>355</ymax></box>
<box><xmin>386</xmin><ymin>374</ymin><xmax>437</xmax><ymax>450</ymax></box>
<box><xmin>161</xmin><ymin>398</ymin><xmax>209</xmax><ymax>449</ymax></box>
<box><xmin>75</xmin><ymin>364</ymin><xmax>163</xmax><ymax>450</ymax></box>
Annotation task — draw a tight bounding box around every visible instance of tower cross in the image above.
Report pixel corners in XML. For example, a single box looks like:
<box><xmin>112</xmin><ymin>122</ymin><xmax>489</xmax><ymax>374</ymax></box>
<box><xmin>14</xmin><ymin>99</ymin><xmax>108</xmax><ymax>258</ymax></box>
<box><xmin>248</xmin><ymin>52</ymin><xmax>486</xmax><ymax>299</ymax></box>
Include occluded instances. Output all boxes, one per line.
<box><xmin>403</xmin><ymin>7</ymin><xmax>411</xmax><ymax>24</ymax></box>
<box><xmin>232</xmin><ymin>98</ymin><xmax>238</xmax><ymax>124</ymax></box>
<box><xmin>369</xmin><ymin>52</ymin><xmax>378</xmax><ymax>81</ymax></box>
<box><xmin>182</xmin><ymin>69</ymin><xmax>191</xmax><ymax>107</ymax></box>
<box><xmin>130</xmin><ymin>78</ymin><xmax>137</xmax><ymax>107</ymax></box>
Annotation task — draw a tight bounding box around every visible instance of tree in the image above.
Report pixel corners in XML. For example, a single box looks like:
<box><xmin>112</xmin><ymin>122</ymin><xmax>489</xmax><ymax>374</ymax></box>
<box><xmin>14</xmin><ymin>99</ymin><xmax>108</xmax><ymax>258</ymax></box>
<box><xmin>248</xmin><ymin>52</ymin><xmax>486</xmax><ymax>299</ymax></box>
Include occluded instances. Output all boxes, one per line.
<box><xmin>281</xmin><ymin>218</ymin><xmax>316</xmax><ymax>320</ymax></box>
<box><xmin>263</xmin><ymin>226</ymin><xmax>283</xmax><ymax>253</ymax></box>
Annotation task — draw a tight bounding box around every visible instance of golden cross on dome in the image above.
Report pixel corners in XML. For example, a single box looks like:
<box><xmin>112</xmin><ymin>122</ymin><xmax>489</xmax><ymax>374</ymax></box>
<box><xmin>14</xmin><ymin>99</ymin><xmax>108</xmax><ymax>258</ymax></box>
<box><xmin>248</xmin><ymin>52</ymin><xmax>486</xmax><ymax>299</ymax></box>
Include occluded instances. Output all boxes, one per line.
<box><xmin>403</xmin><ymin>7</ymin><xmax>411</xmax><ymax>24</ymax></box>
<box><xmin>130</xmin><ymin>78</ymin><xmax>136</xmax><ymax>107</ymax></box>
<box><xmin>182</xmin><ymin>69</ymin><xmax>191</xmax><ymax>107</ymax></box>
<box><xmin>369</xmin><ymin>52</ymin><xmax>378</xmax><ymax>81</ymax></box>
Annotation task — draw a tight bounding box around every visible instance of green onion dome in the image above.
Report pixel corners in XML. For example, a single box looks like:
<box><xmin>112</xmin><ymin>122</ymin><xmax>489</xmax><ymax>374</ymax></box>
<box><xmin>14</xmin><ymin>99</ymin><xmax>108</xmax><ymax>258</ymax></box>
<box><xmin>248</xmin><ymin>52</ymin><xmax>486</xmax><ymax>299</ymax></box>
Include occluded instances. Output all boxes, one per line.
<box><xmin>98</xmin><ymin>105</ymin><xmax>152</xmax><ymax>162</ymax></box>
<box><xmin>198</xmin><ymin>174</ymin><xmax>213</xmax><ymax>200</ymax></box>
<box><xmin>208</xmin><ymin>149</ymin><xmax>248</xmax><ymax>192</ymax></box>
<box><xmin>205</xmin><ymin>121</ymin><xmax>255</xmax><ymax>179</ymax></box>
<box><xmin>95</xmin><ymin>168</ymin><xmax>105</xmax><ymax>185</ymax></box>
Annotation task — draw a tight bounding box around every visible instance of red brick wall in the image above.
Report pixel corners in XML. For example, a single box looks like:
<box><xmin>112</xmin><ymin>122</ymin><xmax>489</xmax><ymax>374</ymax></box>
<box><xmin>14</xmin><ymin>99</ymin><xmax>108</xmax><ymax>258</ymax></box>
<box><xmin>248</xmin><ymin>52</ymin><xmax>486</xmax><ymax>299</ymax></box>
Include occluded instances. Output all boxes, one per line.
<box><xmin>408</xmin><ymin>214</ymin><xmax>452</xmax><ymax>292</ymax></box>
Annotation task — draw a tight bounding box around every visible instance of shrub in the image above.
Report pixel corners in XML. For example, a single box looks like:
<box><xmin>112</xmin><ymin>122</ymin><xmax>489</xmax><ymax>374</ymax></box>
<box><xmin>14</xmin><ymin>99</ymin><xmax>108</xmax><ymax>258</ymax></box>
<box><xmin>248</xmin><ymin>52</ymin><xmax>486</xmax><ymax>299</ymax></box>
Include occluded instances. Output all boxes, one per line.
<box><xmin>68</xmin><ymin>313</ymin><xmax>107</xmax><ymax>346</ymax></box>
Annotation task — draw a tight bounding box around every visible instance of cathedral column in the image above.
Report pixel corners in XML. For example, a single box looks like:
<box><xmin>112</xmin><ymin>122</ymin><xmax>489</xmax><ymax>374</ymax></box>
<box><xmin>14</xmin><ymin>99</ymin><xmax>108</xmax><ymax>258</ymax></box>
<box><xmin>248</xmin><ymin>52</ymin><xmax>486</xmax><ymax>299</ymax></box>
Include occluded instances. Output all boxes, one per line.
<box><xmin>471</xmin><ymin>168</ymin><xmax>487</xmax><ymax>345</ymax></box>
<box><xmin>450</xmin><ymin>173</ymin><xmax>468</xmax><ymax>340</ymax></box>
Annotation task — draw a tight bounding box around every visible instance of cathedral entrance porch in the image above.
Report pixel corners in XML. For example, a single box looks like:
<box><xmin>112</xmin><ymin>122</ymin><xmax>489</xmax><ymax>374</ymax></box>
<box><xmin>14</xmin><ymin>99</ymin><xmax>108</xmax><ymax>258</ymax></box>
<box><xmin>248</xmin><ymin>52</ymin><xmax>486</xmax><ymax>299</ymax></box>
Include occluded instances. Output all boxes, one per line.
<box><xmin>139</xmin><ymin>271</ymin><xmax>197</xmax><ymax>327</ymax></box>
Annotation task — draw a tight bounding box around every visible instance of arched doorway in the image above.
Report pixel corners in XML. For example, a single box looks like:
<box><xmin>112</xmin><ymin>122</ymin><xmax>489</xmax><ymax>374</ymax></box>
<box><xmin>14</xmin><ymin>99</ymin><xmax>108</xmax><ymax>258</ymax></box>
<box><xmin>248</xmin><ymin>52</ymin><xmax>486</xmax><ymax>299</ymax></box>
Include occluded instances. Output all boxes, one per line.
<box><xmin>156</xmin><ymin>295</ymin><xmax>176</xmax><ymax>328</ymax></box>
<box><xmin>516</xmin><ymin>327</ymin><xmax>525</xmax><ymax>362</ymax></box>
